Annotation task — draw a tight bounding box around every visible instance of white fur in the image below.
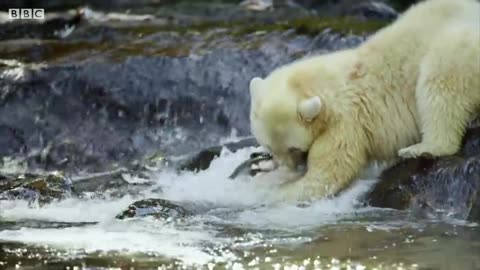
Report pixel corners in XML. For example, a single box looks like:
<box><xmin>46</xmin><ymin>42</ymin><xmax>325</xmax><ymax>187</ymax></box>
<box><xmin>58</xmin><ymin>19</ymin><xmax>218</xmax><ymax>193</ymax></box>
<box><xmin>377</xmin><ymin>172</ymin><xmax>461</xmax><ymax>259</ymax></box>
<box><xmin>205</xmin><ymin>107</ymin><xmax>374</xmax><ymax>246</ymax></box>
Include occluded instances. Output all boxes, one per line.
<box><xmin>249</xmin><ymin>0</ymin><xmax>480</xmax><ymax>202</ymax></box>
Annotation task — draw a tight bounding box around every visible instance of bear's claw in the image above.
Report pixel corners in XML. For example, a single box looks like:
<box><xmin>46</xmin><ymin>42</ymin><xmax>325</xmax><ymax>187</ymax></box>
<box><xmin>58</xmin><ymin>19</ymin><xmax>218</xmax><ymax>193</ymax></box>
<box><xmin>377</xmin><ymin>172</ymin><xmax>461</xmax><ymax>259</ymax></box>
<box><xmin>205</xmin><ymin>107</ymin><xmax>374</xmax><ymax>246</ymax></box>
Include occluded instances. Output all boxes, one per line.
<box><xmin>398</xmin><ymin>143</ymin><xmax>434</xmax><ymax>159</ymax></box>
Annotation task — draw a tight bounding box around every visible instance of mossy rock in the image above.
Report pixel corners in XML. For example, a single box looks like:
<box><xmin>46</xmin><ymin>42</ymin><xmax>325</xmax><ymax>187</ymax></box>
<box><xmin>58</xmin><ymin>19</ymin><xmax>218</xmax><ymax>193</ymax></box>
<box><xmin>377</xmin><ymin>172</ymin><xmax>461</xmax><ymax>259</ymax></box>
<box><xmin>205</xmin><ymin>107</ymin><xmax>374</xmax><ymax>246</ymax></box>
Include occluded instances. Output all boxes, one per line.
<box><xmin>116</xmin><ymin>198</ymin><xmax>192</xmax><ymax>220</ymax></box>
<box><xmin>0</xmin><ymin>172</ymin><xmax>73</xmax><ymax>204</ymax></box>
<box><xmin>145</xmin><ymin>16</ymin><xmax>388</xmax><ymax>37</ymax></box>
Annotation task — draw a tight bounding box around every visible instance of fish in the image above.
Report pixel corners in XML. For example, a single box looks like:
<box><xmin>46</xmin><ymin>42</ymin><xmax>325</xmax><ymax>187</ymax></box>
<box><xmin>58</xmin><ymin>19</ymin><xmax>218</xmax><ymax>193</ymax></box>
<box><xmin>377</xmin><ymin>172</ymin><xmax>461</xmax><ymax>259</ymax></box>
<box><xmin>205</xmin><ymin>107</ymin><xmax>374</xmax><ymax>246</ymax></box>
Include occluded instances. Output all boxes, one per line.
<box><xmin>229</xmin><ymin>152</ymin><xmax>275</xmax><ymax>179</ymax></box>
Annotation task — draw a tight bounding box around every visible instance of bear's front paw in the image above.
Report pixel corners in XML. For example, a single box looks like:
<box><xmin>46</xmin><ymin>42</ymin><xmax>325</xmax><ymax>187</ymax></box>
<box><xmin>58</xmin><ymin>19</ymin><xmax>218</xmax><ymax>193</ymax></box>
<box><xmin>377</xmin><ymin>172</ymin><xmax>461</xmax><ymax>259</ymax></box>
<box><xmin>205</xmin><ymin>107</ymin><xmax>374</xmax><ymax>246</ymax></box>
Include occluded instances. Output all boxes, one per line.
<box><xmin>398</xmin><ymin>144</ymin><xmax>434</xmax><ymax>159</ymax></box>
<box><xmin>274</xmin><ymin>180</ymin><xmax>311</xmax><ymax>202</ymax></box>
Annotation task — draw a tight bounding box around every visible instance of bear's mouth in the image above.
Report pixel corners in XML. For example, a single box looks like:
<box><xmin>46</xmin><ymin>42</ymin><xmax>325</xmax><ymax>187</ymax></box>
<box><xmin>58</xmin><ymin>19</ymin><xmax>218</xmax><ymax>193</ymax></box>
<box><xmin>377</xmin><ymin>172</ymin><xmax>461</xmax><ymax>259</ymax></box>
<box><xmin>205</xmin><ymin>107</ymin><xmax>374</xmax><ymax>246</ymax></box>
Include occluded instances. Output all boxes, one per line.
<box><xmin>229</xmin><ymin>150</ymin><xmax>308</xmax><ymax>179</ymax></box>
<box><xmin>229</xmin><ymin>152</ymin><xmax>274</xmax><ymax>179</ymax></box>
<box><xmin>288</xmin><ymin>147</ymin><xmax>308</xmax><ymax>172</ymax></box>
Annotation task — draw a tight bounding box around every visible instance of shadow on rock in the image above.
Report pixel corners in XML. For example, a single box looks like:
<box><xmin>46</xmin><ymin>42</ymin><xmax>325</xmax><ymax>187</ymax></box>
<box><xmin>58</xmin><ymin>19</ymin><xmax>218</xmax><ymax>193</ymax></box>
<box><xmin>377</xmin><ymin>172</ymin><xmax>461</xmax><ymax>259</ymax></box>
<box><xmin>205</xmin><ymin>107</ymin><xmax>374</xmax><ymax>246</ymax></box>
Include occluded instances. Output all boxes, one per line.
<box><xmin>367</xmin><ymin>127</ymin><xmax>480</xmax><ymax>222</ymax></box>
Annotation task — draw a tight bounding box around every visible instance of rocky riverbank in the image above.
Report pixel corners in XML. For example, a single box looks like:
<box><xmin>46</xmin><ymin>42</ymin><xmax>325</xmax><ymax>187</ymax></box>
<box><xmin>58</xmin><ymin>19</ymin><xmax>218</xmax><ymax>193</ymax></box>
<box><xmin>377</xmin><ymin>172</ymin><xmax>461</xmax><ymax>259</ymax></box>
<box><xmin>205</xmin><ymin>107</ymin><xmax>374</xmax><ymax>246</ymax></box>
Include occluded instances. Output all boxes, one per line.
<box><xmin>2</xmin><ymin>0</ymin><xmax>477</xmax><ymax>223</ymax></box>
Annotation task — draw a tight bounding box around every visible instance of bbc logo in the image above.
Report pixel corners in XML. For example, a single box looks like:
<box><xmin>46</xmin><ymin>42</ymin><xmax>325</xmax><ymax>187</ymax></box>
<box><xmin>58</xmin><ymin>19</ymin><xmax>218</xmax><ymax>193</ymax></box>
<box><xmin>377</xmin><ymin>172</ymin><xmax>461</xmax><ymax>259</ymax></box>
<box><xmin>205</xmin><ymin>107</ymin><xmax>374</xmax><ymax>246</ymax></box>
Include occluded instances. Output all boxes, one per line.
<box><xmin>8</xmin><ymin>9</ymin><xmax>45</xmax><ymax>20</ymax></box>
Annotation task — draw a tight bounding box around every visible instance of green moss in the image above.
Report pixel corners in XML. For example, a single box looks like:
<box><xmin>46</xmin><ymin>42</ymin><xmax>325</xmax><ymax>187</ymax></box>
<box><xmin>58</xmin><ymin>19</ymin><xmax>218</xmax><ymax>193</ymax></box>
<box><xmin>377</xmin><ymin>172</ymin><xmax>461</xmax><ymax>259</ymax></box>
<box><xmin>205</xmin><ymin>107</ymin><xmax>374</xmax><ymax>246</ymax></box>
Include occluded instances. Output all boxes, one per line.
<box><xmin>233</xmin><ymin>17</ymin><xmax>388</xmax><ymax>36</ymax></box>
<box><xmin>121</xmin><ymin>16</ymin><xmax>387</xmax><ymax>38</ymax></box>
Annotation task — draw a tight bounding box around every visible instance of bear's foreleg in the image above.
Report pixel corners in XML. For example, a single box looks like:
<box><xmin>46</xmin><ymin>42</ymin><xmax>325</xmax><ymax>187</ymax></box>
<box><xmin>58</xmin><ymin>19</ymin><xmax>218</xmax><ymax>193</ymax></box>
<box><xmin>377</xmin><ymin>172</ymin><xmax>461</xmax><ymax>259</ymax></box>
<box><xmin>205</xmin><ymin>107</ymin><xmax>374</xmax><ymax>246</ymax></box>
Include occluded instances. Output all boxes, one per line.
<box><xmin>277</xmin><ymin>131</ymin><xmax>367</xmax><ymax>202</ymax></box>
<box><xmin>398</xmin><ymin>26</ymin><xmax>479</xmax><ymax>159</ymax></box>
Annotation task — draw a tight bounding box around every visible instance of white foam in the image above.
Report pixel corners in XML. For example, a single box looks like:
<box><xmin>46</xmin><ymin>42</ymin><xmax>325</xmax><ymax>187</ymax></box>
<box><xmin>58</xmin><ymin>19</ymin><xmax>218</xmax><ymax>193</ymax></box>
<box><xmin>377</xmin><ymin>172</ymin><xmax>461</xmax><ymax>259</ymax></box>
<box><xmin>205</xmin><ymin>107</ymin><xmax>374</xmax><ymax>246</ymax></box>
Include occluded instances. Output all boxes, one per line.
<box><xmin>154</xmin><ymin>147</ymin><xmax>274</xmax><ymax>206</ymax></box>
<box><xmin>232</xmin><ymin>179</ymin><xmax>378</xmax><ymax>231</ymax></box>
<box><xmin>0</xmin><ymin>219</ymin><xmax>215</xmax><ymax>265</ymax></box>
<box><xmin>0</xmin><ymin>197</ymin><xmax>133</xmax><ymax>223</ymax></box>
<box><xmin>0</xmin><ymin>145</ymin><xmax>379</xmax><ymax>265</ymax></box>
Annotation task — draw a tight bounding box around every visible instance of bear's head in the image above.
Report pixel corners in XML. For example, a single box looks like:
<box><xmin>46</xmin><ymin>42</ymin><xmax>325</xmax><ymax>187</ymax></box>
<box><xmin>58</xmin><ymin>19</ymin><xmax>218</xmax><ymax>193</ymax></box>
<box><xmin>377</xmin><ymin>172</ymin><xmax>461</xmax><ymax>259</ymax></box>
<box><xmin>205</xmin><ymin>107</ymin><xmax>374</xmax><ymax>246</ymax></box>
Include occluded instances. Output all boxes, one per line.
<box><xmin>249</xmin><ymin>74</ymin><xmax>327</xmax><ymax>171</ymax></box>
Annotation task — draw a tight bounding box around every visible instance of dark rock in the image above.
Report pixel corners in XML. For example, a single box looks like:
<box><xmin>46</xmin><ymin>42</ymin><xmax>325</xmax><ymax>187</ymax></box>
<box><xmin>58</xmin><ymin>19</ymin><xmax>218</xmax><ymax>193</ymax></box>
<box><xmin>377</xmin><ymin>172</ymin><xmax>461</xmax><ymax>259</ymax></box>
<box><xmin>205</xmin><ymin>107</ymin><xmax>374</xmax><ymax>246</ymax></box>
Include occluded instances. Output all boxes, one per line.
<box><xmin>71</xmin><ymin>168</ymin><xmax>153</xmax><ymax>198</ymax></box>
<box><xmin>0</xmin><ymin>0</ymin><xmax>174</xmax><ymax>10</ymax></box>
<box><xmin>0</xmin><ymin>1</ymin><xmax>377</xmax><ymax>175</ymax></box>
<box><xmin>295</xmin><ymin>0</ymin><xmax>398</xmax><ymax>21</ymax></box>
<box><xmin>0</xmin><ymin>28</ymin><xmax>366</xmax><ymax>173</ymax></box>
<box><xmin>0</xmin><ymin>125</ymin><xmax>25</xmax><ymax>156</ymax></box>
<box><xmin>0</xmin><ymin>172</ymin><xmax>73</xmax><ymax>204</ymax></box>
<box><xmin>0</xmin><ymin>12</ymin><xmax>84</xmax><ymax>40</ymax></box>
<box><xmin>386</xmin><ymin>0</ymin><xmax>420</xmax><ymax>10</ymax></box>
<box><xmin>367</xmin><ymin>127</ymin><xmax>480</xmax><ymax>222</ymax></box>
<box><xmin>343</xmin><ymin>1</ymin><xmax>398</xmax><ymax>21</ymax></box>
<box><xmin>366</xmin><ymin>157</ymin><xmax>434</xmax><ymax>210</ymax></box>
<box><xmin>461</xmin><ymin>126</ymin><xmax>480</xmax><ymax>158</ymax></box>
<box><xmin>0</xmin><ymin>51</ymin><xmax>272</xmax><ymax>172</ymax></box>
<box><xmin>469</xmin><ymin>193</ymin><xmax>480</xmax><ymax>222</ymax></box>
<box><xmin>0</xmin><ymin>165</ymin><xmax>157</xmax><ymax>204</ymax></box>
<box><xmin>116</xmin><ymin>198</ymin><xmax>192</xmax><ymax>220</ymax></box>
<box><xmin>178</xmin><ymin>137</ymin><xmax>258</xmax><ymax>172</ymax></box>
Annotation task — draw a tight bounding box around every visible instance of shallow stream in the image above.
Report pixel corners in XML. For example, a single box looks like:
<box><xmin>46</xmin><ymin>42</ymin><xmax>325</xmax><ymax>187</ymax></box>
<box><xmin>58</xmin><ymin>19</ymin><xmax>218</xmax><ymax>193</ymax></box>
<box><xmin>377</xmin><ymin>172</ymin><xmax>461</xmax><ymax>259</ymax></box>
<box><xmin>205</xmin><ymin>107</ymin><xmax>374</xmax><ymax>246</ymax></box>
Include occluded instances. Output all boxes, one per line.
<box><xmin>1</xmin><ymin>146</ymin><xmax>479</xmax><ymax>270</ymax></box>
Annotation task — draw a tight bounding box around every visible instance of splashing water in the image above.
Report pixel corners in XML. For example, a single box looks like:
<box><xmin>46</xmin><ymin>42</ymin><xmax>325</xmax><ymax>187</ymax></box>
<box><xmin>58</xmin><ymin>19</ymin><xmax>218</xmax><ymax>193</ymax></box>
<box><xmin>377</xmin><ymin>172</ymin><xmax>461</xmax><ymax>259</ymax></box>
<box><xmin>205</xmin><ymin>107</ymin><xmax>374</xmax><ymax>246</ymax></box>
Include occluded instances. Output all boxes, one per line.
<box><xmin>0</xmin><ymin>146</ymin><xmax>479</xmax><ymax>269</ymax></box>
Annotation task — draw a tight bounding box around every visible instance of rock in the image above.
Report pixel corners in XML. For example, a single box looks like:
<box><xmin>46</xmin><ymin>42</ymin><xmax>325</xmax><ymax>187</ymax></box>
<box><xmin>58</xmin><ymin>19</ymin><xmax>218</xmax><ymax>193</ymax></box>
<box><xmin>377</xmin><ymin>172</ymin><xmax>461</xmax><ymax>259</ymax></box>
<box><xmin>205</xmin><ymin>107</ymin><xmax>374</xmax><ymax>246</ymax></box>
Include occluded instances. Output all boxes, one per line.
<box><xmin>0</xmin><ymin>172</ymin><xmax>73</xmax><ymax>204</ymax></box>
<box><xmin>294</xmin><ymin>0</ymin><xmax>398</xmax><ymax>21</ymax></box>
<box><xmin>0</xmin><ymin>125</ymin><xmax>25</xmax><ymax>156</ymax></box>
<box><xmin>0</xmin><ymin>0</ymin><xmax>386</xmax><ymax>174</ymax></box>
<box><xmin>386</xmin><ymin>0</ymin><xmax>419</xmax><ymax>10</ymax></box>
<box><xmin>71</xmin><ymin>168</ymin><xmax>153</xmax><ymax>198</ymax></box>
<box><xmin>0</xmin><ymin>0</ymin><xmax>174</xmax><ymax>10</ymax></box>
<box><xmin>469</xmin><ymin>194</ymin><xmax>480</xmax><ymax>222</ymax></box>
<box><xmin>178</xmin><ymin>137</ymin><xmax>258</xmax><ymax>172</ymax></box>
<box><xmin>115</xmin><ymin>198</ymin><xmax>192</xmax><ymax>220</ymax></box>
<box><xmin>367</xmin><ymin>127</ymin><xmax>480</xmax><ymax>222</ymax></box>
<box><xmin>343</xmin><ymin>1</ymin><xmax>398</xmax><ymax>21</ymax></box>
<box><xmin>0</xmin><ymin>12</ymin><xmax>84</xmax><ymax>40</ymax></box>
<box><xmin>0</xmin><ymin>165</ymin><xmax>156</xmax><ymax>203</ymax></box>
<box><xmin>366</xmin><ymin>157</ymin><xmax>431</xmax><ymax>210</ymax></box>
<box><xmin>0</xmin><ymin>25</ymin><xmax>368</xmax><ymax>173</ymax></box>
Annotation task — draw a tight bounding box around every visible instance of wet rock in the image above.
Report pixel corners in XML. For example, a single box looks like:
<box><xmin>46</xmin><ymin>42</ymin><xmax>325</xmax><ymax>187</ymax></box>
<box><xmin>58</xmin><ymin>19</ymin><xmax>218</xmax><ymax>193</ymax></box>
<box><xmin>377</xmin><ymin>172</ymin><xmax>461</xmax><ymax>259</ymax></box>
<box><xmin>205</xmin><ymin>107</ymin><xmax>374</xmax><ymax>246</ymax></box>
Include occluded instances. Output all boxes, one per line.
<box><xmin>0</xmin><ymin>172</ymin><xmax>73</xmax><ymax>204</ymax></box>
<box><xmin>295</xmin><ymin>0</ymin><xmax>398</xmax><ymax>20</ymax></box>
<box><xmin>0</xmin><ymin>166</ymin><xmax>156</xmax><ymax>204</ymax></box>
<box><xmin>116</xmin><ymin>198</ymin><xmax>192</xmax><ymax>220</ymax></box>
<box><xmin>367</xmin><ymin>127</ymin><xmax>480</xmax><ymax>222</ymax></box>
<box><xmin>461</xmin><ymin>125</ymin><xmax>480</xmax><ymax>158</ymax></box>
<box><xmin>0</xmin><ymin>0</ymin><xmax>173</xmax><ymax>10</ymax></box>
<box><xmin>469</xmin><ymin>194</ymin><xmax>480</xmax><ymax>222</ymax></box>
<box><xmin>71</xmin><ymin>168</ymin><xmax>153</xmax><ymax>198</ymax></box>
<box><xmin>178</xmin><ymin>137</ymin><xmax>258</xmax><ymax>172</ymax></box>
<box><xmin>343</xmin><ymin>1</ymin><xmax>398</xmax><ymax>21</ymax></box>
<box><xmin>0</xmin><ymin>125</ymin><xmax>25</xmax><ymax>156</ymax></box>
<box><xmin>0</xmin><ymin>43</ymin><xmax>283</xmax><ymax>172</ymax></box>
<box><xmin>387</xmin><ymin>0</ymin><xmax>420</xmax><ymax>10</ymax></box>
<box><xmin>0</xmin><ymin>12</ymin><xmax>84</xmax><ymax>40</ymax></box>
<box><xmin>0</xmin><ymin>2</ymin><xmax>381</xmax><ymax>173</ymax></box>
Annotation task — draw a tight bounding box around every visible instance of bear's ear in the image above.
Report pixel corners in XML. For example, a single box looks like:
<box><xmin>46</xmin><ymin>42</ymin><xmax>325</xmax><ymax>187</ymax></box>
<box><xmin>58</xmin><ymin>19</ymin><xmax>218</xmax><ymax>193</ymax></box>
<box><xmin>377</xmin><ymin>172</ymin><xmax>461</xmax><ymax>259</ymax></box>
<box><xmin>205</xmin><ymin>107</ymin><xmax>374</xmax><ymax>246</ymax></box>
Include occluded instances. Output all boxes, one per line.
<box><xmin>298</xmin><ymin>96</ymin><xmax>322</xmax><ymax>122</ymax></box>
<box><xmin>249</xmin><ymin>77</ymin><xmax>263</xmax><ymax>100</ymax></box>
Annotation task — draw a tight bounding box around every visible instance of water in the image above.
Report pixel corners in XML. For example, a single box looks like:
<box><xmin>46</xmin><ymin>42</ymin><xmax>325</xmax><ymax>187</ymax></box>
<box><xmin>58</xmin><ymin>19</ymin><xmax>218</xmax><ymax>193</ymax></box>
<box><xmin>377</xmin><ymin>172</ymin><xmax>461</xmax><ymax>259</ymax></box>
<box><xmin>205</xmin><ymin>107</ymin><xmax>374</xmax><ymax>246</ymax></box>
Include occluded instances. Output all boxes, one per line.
<box><xmin>0</xmin><ymin>146</ymin><xmax>479</xmax><ymax>270</ymax></box>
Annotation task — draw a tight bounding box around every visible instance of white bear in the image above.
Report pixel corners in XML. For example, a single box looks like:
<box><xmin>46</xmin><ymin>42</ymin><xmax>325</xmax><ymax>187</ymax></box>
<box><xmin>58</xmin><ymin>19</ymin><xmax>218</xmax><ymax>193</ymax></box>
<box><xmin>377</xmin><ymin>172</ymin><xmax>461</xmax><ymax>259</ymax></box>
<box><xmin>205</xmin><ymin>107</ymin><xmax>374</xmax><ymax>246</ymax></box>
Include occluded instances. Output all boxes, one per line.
<box><xmin>249</xmin><ymin>0</ymin><xmax>480</xmax><ymax>202</ymax></box>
